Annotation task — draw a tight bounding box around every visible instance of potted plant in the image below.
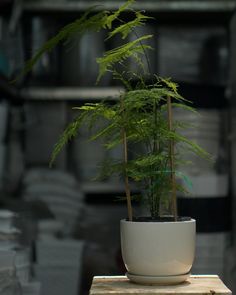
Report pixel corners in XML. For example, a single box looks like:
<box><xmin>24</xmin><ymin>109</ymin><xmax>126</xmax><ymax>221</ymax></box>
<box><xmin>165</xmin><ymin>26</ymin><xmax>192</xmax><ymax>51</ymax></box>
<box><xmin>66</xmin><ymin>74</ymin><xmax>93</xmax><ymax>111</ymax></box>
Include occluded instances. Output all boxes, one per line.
<box><xmin>20</xmin><ymin>0</ymin><xmax>210</xmax><ymax>285</ymax></box>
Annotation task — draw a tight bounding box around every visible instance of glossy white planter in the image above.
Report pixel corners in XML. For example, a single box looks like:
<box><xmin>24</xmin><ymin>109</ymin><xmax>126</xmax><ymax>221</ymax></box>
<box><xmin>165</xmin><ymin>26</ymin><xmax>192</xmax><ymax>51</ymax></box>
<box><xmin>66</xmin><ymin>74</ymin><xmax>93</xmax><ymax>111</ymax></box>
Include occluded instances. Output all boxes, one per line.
<box><xmin>120</xmin><ymin>218</ymin><xmax>196</xmax><ymax>285</ymax></box>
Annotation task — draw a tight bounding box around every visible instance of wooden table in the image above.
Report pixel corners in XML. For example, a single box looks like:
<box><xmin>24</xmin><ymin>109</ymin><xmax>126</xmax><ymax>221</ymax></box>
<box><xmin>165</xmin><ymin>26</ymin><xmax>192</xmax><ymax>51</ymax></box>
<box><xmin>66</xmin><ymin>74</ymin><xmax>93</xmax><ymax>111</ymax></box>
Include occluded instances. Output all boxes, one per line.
<box><xmin>89</xmin><ymin>275</ymin><xmax>232</xmax><ymax>295</ymax></box>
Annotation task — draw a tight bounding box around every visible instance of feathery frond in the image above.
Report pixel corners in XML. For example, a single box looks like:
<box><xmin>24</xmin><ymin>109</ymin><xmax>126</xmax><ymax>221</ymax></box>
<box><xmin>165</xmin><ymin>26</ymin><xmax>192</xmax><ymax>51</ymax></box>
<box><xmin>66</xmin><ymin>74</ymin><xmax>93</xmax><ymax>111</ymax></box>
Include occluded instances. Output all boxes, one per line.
<box><xmin>50</xmin><ymin>113</ymin><xmax>86</xmax><ymax>167</ymax></box>
<box><xmin>16</xmin><ymin>9</ymin><xmax>109</xmax><ymax>80</ymax></box>
<box><xmin>96</xmin><ymin>35</ymin><xmax>153</xmax><ymax>82</ymax></box>
<box><xmin>105</xmin><ymin>0</ymin><xmax>135</xmax><ymax>29</ymax></box>
<box><xmin>107</xmin><ymin>11</ymin><xmax>152</xmax><ymax>40</ymax></box>
<box><xmin>16</xmin><ymin>0</ymin><xmax>211</xmax><ymax>220</ymax></box>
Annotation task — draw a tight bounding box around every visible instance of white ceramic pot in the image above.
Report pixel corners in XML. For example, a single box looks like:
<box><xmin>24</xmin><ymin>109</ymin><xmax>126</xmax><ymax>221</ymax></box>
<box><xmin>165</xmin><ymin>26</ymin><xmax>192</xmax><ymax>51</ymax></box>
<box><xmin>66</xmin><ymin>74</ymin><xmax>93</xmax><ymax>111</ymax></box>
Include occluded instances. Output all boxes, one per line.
<box><xmin>120</xmin><ymin>218</ymin><xmax>196</xmax><ymax>284</ymax></box>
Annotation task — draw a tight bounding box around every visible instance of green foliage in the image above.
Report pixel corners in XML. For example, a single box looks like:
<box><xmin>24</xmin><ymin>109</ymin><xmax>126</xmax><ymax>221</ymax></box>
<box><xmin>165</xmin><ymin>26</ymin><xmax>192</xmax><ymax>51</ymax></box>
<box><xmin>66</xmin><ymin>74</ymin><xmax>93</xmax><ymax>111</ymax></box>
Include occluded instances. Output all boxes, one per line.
<box><xmin>50</xmin><ymin>77</ymin><xmax>210</xmax><ymax>218</ymax></box>
<box><xmin>49</xmin><ymin>112</ymin><xmax>86</xmax><ymax>167</ymax></box>
<box><xmin>105</xmin><ymin>0</ymin><xmax>135</xmax><ymax>29</ymax></box>
<box><xmin>16</xmin><ymin>0</ymin><xmax>137</xmax><ymax>80</ymax></box>
<box><xmin>96</xmin><ymin>35</ymin><xmax>153</xmax><ymax>83</ymax></box>
<box><xmin>19</xmin><ymin>0</ymin><xmax>211</xmax><ymax>219</ymax></box>
<box><xmin>106</xmin><ymin>11</ymin><xmax>153</xmax><ymax>40</ymax></box>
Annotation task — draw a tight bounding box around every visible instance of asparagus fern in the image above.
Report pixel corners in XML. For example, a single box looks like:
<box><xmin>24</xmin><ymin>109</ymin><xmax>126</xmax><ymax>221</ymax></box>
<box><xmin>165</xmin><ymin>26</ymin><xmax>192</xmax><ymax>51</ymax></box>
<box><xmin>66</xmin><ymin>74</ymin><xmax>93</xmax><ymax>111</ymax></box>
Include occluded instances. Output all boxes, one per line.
<box><xmin>19</xmin><ymin>0</ymin><xmax>210</xmax><ymax>220</ymax></box>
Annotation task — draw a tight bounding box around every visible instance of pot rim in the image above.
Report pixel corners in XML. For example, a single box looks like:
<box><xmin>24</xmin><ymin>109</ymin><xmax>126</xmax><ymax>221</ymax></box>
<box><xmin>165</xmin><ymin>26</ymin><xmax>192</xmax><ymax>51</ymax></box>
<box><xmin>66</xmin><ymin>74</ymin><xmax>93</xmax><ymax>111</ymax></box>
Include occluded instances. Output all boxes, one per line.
<box><xmin>120</xmin><ymin>218</ymin><xmax>196</xmax><ymax>224</ymax></box>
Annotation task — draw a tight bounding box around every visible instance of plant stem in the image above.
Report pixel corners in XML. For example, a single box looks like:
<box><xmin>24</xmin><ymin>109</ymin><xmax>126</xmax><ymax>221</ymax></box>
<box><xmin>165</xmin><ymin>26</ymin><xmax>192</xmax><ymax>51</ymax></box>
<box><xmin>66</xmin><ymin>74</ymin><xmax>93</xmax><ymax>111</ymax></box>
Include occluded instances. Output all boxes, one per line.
<box><xmin>121</xmin><ymin>96</ymin><xmax>133</xmax><ymax>221</ymax></box>
<box><xmin>152</xmin><ymin>97</ymin><xmax>159</xmax><ymax>218</ymax></box>
<box><xmin>167</xmin><ymin>96</ymin><xmax>178</xmax><ymax>221</ymax></box>
<box><xmin>153</xmin><ymin>98</ymin><xmax>158</xmax><ymax>154</ymax></box>
<box><xmin>131</xmin><ymin>28</ymin><xmax>152</xmax><ymax>81</ymax></box>
<box><xmin>117</xmin><ymin>17</ymin><xmax>153</xmax><ymax>84</ymax></box>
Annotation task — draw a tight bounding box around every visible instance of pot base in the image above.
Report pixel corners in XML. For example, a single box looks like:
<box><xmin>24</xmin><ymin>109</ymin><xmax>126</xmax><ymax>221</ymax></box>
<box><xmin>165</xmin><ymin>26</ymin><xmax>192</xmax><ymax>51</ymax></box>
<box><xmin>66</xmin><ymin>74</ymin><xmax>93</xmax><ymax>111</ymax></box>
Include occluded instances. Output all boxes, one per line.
<box><xmin>126</xmin><ymin>272</ymin><xmax>190</xmax><ymax>285</ymax></box>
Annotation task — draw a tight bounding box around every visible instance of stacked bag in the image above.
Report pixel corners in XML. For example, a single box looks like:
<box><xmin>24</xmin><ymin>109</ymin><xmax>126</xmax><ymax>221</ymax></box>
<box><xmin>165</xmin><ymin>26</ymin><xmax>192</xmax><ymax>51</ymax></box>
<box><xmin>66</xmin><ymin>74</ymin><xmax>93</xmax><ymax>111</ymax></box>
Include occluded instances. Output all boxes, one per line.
<box><xmin>22</xmin><ymin>168</ymin><xmax>85</xmax><ymax>295</ymax></box>
<box><xmin>22</xmin><ymin>168</ymin><xmax>84</xmax><ymax>235</ymax></box>
<box><xmin>0</xmin><ymin>210</ymin><xmax>41</xmax><ymax>295</ymax></box>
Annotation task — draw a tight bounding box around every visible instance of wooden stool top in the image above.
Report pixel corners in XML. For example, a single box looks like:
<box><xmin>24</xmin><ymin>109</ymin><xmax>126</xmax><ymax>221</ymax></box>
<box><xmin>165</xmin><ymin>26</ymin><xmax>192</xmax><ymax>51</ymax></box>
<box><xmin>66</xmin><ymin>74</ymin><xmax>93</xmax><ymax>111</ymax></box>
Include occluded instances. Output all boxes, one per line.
<box><xmin>90</xmin><ymin>275</ymin><xmax>232</xmax><ymax>295</ymax></box>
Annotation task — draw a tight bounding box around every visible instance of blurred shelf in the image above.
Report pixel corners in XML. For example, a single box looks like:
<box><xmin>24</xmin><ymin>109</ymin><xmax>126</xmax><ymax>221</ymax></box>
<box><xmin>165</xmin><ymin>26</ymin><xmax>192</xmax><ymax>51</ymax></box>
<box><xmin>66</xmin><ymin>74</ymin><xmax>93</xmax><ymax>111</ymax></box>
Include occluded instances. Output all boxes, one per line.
<box><xmin>20</xmin><ymin>87</ymin><xmax>124</xmax><ymax>101</ymax></box>
<box><xmin>81</xmin><ymin>182</ymin><xmax>139</xmax><ymax>194</ymax></box>
<box><xmin>23</xmin><ymin>1</ymin><xmax>236</xmax><ymax>13</ymax></box>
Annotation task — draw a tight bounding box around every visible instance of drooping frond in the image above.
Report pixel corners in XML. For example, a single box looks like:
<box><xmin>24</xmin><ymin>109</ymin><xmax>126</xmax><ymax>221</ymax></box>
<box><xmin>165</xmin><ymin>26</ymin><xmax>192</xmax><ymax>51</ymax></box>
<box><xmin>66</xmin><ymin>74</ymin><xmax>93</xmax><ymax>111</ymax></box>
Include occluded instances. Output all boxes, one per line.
<box><xmin>96</xmin><ymin>35</ymin><xmax>153</xmax><ymax>82</ymax></box>
<box><xmin>50</xmin><ymin>113</ymin><xmax>86</xmax><ymax>167</ymax></box>
<box><xmin>16</xmin><ymin>0</ymin><xmax>152</xmax><ymax>85</ymax></box>
<box><xmin>172</xmin><ymin>132</ymin><xmax>212</xmax><ymax>160</ymax></box>
<box><xmin>50</xmin><ymin>101</ymin><xmax>119</xmax><ymax>166</ymax></box>
<box><xmin>164</xmin><ymin>103</ymin><xmax>197</xmax><ymax>113</ymax></box>
<box><xmin>16</xmin><ymin>9</ymin><xmax>109</xmax><ymax>80</ymax></box>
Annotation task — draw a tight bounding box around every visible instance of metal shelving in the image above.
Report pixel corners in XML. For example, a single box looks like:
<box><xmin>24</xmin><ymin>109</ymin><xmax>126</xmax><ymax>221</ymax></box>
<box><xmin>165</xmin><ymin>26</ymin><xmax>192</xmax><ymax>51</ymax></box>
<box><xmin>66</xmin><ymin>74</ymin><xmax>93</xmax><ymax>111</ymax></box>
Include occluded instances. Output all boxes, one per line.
<box><xmin>20</xmin><ymin>87</ymin><xmax>124</xmax><ymax>101</ymax></box>
<box><xmin>81</xmin><ymin>182</ymin><xmax>138</xmax><ymax>194</ymax></box>
<box><xmin>23</xmin><ymin>1</ymin><xmax>236</xmax><ymax>13</ymax></box>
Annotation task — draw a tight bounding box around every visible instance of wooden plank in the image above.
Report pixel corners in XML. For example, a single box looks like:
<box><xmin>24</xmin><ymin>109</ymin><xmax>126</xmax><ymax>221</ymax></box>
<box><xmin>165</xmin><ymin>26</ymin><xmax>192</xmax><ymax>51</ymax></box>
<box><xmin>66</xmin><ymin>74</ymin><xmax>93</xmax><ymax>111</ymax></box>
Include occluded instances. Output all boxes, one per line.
<box><xmin>90</xmin><ymin>275</ymin><xmax>232</xmax><ymax>295</ymax></box>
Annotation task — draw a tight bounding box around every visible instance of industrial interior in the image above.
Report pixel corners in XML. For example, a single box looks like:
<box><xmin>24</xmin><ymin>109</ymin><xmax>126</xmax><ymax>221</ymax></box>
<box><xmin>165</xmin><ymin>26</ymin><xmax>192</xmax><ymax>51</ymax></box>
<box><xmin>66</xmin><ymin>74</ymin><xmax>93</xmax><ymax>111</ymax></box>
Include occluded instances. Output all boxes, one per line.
<box><xmin>0</xmin><ymin>1</ymin><xmax>236</xmax><ymax>295</ymax></box>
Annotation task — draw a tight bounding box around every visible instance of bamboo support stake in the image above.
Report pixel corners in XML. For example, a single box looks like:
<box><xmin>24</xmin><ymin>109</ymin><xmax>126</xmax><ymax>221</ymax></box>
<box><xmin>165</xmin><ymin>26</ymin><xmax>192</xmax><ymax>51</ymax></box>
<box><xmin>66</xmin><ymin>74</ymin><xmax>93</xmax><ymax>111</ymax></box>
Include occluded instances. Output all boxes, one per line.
<box><xmin>121</xmin><ymin>96</ymin><xmax>133</xmax><ymax>221</ymax></box>
<box><xmin>122</xmin><ymin>129</ymin><xmax>133</xmax><ymax>221</ymax></box>
<box><xmin>167</xmin><ymin>96</ymin><xmax>178</xmax><ymax>221</ymax></box>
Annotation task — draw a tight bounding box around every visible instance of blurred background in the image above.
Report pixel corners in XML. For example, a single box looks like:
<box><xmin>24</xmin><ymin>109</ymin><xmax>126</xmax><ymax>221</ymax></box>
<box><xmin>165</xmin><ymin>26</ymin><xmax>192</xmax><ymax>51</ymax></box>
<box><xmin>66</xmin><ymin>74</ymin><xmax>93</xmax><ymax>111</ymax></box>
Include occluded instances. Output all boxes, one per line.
<box><xmin>0</xmin><ymin>0</ymin><xmax>236</xmax><ymax>295</ymax></box>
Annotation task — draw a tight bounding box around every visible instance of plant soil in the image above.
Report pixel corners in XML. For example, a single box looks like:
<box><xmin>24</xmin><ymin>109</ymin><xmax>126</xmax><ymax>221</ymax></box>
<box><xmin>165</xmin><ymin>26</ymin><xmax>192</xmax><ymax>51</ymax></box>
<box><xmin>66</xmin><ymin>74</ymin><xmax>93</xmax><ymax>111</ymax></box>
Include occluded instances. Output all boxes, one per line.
<box><xmin>129</xmin><ymin>216</ymin><xmax>191</xmax><ymax>222</ymax></box>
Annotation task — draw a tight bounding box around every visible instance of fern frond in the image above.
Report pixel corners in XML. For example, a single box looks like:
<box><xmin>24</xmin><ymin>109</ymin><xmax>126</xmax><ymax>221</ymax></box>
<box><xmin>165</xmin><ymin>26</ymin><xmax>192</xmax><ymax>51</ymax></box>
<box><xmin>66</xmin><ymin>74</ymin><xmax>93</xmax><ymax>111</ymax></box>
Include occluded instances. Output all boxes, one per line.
<box><xmin>96</xmin><ymin>35</ymin><xmax>153</xmax><ymax>82</ymax></box>
<box><xmin>173</xmin><ymin>132</ymin><xmax>212</xmax><ymax>160</ymax></box>
<box><xmin>171</xmin><ymin>103</ymin><xmax>197</xmax><ymax>113</ymax></box>
<box><xmin>16</xmin><ymin>9</ymin><xmax>108</xmax><ymax>80</ymax></box>
<box><xmin>124</xmin><ymin>88</ymin><xmax>164</xmax><ymax>106</ymax></box>
<box><xmin>50</xmin><ymin>113</ymin><xmax>86</xmax><ymax>167</ymax></box>
<box><xmin>176</xmin><ymin>183</ymin><xmax>190</xmax><ymax>195</ymax></box>
<box><xmin>105</xmin><ymin>0</ymin><xmax>135</xmax><ymax>29</ymax></box>
<box><xmin>97</xmin><ymin>158</ymin><xmax>124</xmax><ymax>179</ymax></box>
<box><xmin>74</xmin><ymin>103</ymin><xmax>116</xmax><ymax>120</ymax></box>
<box><xmin>154</xmin><ymin>87</ymin><xmax>186</xmax><ymax>102</ymax></box>
<box><xmin>112</xmin><ymin>70</ymin><xmax>133</xmax><ymax>90</ymax></box>
<box><xmin>161</xmin><ymin>103</ymin><xmax>197</xmax><ymax>115</ymax></box>
<box><xmin>104</xmin><ymin>135</ymin><xmax>123</xmax><ymax>149</ymax></box>
<box><xmin>161</xmin><ymin>77</ymin><xmax>179</xmax><ymax>94</ymax></box>
<box><xmin>174</xmin><ymin>121</ymin><xmax>197</xmax><ymax>130</ymax></box>
<box><xmin>90</xmin><ymin>122</ymin><xmax>117</xmax><ymax>141</ymax></box>
<box><xmin>107</xmin><ymin>11</ymin><xmax>152</xmax><ymax>40</ymax></box>
<box><xmin>133</xmin><ymin>154</ymin><xmax>168</xmax><ymax>167</ymax></box>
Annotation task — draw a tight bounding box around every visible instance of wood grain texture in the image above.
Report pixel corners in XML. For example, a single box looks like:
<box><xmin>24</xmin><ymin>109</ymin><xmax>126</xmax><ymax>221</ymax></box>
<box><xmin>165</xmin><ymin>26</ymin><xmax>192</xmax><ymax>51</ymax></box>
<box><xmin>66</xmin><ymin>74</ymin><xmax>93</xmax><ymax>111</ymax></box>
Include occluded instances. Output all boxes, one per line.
<box><xmin>90</xmin><ymin>275</ymin><xmax>232</xmax><ymax>295</ymax></box>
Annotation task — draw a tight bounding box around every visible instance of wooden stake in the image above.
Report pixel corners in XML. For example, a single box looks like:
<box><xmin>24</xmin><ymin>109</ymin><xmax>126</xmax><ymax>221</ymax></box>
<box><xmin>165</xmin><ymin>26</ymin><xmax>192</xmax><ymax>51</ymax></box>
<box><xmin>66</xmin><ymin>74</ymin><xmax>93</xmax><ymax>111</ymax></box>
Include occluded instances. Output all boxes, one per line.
<box><xmin>167</xmin><ymin>96</ymin><xmax>178</xmax><ymax>221</ymax></box>
<box><xmin>121</xmin><ymin>96</ymin><xmax>133</xmax><ymax>221</ymax></box>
